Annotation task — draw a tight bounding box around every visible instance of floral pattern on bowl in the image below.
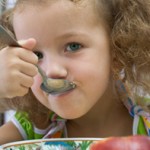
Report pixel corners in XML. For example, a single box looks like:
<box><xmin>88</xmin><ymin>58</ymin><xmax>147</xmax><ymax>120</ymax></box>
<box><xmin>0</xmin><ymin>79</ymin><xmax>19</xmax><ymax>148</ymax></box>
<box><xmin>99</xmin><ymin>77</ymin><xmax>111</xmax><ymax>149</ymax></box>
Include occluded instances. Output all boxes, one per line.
<box><xmin>1</xmin><ymin>138</ymin><xmax>103</xmax><ymax>150</ymax></box>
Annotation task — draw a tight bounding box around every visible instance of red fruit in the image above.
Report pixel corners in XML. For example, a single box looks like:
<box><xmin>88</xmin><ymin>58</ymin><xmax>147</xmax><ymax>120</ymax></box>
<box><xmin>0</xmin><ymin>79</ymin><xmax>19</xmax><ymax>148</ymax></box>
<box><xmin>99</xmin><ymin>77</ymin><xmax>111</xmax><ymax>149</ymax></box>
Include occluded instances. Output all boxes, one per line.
<box><xmin>90</xmin><ymin>135</ymin><xmax>150</xmax><ymax>150</ymax></box>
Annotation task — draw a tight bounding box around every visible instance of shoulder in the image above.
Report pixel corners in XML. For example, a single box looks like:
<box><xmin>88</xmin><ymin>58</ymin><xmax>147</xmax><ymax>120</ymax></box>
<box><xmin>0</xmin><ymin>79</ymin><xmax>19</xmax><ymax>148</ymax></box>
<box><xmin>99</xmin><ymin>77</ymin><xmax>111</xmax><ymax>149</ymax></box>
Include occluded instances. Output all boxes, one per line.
<box><xmin>0</xmin><ymin>121</ymin><xmax>23</xmax><ymax>144</ymax></box>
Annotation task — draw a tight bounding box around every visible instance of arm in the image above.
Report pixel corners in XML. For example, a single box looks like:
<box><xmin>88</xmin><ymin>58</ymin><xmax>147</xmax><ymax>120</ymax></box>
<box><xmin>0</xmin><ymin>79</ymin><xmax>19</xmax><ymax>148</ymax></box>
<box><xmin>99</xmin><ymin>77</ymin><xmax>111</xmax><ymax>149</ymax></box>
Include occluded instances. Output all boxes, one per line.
<box><xmin>0</xmin><ymin>121</ymin><xmax>23</xmax><ymax>145</ymax></box>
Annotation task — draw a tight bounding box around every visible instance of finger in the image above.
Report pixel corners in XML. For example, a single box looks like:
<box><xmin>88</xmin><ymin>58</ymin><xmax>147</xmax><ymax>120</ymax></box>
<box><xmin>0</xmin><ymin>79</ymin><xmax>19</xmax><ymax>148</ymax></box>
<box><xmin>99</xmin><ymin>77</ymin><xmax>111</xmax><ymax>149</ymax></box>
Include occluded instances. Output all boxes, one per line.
<box><xmin>18</xmin><ymin>38</ymin><xmax>36</xmax><ymax>51</ymax></box>
<box><xmin>6</xmin><ymin>84</ymin><xmax>29</xmax><ymax>98</ymax></box>
<box><xmin>12</xmin><ymin>47</ymin><xmax>38</xmax><ymax>64</ymax></box>
<box><xmin>19</xmin><ymin>60</ymin><xmax>38</xmax><ymax>77</ymax></box>
<box><xmin>1</xmin><ymin>49</ymin><xmax>38</xmax><ymax>77</ymax></box>
<box><xmin>17</xmin><ymin>86</ymin><xmax>29</xmax><ymax>97</ymax></box>
<box><xmin>19</xmin><ymin>73</ymin><xmax>35</xmax><ymax>88</ymax></box>
<box><xmin>10</xmin><ymin>70</ymin><xmax>35</xmax><ymax>88</ymax></box>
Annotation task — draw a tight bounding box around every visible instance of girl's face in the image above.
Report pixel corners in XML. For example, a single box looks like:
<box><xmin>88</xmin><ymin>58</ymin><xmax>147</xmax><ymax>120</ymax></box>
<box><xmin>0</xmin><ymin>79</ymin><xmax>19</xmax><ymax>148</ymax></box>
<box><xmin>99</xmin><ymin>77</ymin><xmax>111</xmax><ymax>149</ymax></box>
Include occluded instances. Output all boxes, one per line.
<box><xmin>13</xmin><ymin>1</ymin><xmax>111</xmax><ymax>119</ymax></box>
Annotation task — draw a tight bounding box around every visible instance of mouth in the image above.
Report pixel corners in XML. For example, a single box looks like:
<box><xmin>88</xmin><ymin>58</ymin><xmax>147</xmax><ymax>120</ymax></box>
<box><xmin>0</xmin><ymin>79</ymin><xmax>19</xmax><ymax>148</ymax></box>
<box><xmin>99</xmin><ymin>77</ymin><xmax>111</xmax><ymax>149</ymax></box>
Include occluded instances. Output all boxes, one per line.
<box><xmin>40</xmin><ymin>82</ymin><xmax>76</xmax><ymax>95</ymax></box>
<box><xmin>50</xmin><ymin>87</ymin><xmax>75</xmax><ymax>97</ymax></box>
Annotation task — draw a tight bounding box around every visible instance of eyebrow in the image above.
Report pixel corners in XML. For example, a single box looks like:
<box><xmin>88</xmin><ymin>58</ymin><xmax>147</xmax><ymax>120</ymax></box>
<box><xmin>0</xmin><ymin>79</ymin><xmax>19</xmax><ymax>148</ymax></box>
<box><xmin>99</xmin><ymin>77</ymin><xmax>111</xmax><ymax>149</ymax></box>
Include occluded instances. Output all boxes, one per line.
<box><xmin>35</xmin><ymin>32</ymin><xmax>89</xmax><ymax>49</ymax></box>
<box><xmin>57</xmin><ymin>31</ymin><xmax>89</xmax><ymax>39</ymax></box>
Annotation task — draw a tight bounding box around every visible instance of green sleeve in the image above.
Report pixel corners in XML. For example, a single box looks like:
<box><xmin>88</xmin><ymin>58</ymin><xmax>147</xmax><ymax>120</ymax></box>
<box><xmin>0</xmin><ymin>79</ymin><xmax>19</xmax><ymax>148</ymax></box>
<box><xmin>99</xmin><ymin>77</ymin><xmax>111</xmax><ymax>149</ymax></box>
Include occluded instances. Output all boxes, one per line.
<box><xmin>15</xmin><ymin>112</ymin><xmax>45</xmax><ymax>139</ymax></box>
<box><xmin>137</xmin><ymin>116</ymin><xmax>147</xmax><ymax>135</ymax></box>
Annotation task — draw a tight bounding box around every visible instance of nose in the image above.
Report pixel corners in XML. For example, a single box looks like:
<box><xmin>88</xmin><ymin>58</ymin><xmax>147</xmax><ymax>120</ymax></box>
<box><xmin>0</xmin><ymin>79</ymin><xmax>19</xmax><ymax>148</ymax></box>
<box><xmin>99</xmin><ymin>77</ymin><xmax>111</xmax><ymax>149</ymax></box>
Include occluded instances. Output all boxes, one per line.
<box><xmin>42</xmin><ymin>56</ymin><xmax>68</xmax><ymax>79</ymax></box>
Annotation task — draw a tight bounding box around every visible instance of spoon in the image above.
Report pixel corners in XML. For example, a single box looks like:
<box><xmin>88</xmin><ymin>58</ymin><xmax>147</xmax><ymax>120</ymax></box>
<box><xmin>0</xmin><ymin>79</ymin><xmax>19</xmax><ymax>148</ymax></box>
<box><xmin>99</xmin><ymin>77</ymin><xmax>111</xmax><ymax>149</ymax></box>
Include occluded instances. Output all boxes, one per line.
<box><xmin>0</xmin><ymin>25</ymin><xmax>76</xmax><ymax>95</ymax></box>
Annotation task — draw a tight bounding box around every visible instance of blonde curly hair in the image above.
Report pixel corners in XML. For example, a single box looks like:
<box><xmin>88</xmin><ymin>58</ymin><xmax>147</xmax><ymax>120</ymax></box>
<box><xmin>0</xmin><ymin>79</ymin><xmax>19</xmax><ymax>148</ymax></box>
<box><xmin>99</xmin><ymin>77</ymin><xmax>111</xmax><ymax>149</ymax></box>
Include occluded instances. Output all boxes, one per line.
<box><xmin>0</xmin><ymin>0</ymin><xmax>150</xmax><ymax>124</ymax></box>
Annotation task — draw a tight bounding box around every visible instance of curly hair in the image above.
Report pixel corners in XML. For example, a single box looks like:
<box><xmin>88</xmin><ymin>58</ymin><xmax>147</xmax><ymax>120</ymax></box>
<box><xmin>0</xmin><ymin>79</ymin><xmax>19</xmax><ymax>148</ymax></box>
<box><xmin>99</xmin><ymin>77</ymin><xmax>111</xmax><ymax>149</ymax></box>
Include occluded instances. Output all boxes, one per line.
<box><xmin>0</xmin><ymin>0</ymin><xmax>150</xmax><ymax>124</ymax></box>
<box><xmin>105</xmin><ymin>0</ymin><xmax>150</xmax><ymax>109</ymax></box>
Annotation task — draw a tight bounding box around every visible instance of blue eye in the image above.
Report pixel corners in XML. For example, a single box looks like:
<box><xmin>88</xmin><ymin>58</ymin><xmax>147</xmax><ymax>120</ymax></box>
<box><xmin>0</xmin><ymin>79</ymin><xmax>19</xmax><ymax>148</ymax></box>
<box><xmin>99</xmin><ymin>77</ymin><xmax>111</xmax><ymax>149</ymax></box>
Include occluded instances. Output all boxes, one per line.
<box><xmin>66</xmin><ymin>43</ymin><xmax>82</xmax><ymax>52</ymax></box>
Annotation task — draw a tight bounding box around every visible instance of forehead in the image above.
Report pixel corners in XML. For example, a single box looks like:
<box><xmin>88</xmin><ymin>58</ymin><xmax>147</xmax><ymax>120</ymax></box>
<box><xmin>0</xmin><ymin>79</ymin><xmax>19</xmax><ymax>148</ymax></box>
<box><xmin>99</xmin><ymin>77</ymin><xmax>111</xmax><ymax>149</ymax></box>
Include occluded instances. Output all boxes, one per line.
<box><xmin>13</xmin><ymin>0</ymin><xmax>105</xmax><ymax>31</ymax></box>
<box><xmin>15</xmin><ymin>0</ymin><xmax>95</xmax><ymax>11</ymax></box>
<box><xmin>13</xmin><ymin>0</ymin><xmax>104</xmax><ymax>23</ymax></box>
<box><xmin>12</xmin><ymin>0</ymin><xmax>110</xmax><ymax>44</ymax></box>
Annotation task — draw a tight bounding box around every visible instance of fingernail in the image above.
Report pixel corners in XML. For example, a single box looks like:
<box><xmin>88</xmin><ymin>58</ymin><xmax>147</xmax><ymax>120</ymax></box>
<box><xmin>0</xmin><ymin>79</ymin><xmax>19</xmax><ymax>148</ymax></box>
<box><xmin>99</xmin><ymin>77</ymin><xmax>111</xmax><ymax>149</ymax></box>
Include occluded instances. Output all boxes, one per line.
<box><xmin>18</xmin><ymin>39</ymin><xmax>27</xmax><ymax>45</ymax></box>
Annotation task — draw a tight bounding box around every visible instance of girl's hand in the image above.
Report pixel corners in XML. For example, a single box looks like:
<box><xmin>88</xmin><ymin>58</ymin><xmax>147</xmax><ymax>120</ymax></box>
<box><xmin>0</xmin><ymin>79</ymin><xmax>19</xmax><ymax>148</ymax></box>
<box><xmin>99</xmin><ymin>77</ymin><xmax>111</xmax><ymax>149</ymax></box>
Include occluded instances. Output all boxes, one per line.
<box><xmin>0</xmin><ymin>38</ymin><xmax>38</xmax><ymax>99</ymax></box>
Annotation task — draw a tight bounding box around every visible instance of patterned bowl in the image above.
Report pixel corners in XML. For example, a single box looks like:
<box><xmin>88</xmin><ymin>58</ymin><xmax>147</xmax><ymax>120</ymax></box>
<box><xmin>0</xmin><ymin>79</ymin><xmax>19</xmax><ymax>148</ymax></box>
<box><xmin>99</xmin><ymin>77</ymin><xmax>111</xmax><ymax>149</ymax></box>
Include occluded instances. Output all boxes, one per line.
<box><xmin>1</xmin><ymin>136</ymin><xmax>150</xmax><ymax>150</ymax></box>
<box><xmin>1</xmin><ymin>138</ymin><xmax>104</xmax><ymax>150</ymax></box>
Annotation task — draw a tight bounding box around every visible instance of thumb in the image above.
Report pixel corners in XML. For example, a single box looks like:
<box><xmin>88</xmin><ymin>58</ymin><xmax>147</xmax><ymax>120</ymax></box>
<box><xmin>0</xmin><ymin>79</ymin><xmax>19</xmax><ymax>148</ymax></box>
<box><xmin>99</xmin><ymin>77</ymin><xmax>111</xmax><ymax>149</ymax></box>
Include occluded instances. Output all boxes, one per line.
<box><xmin>18</xmin><ymin>38</ymin><xmax>36</xmax><ymax>51</ymax></box>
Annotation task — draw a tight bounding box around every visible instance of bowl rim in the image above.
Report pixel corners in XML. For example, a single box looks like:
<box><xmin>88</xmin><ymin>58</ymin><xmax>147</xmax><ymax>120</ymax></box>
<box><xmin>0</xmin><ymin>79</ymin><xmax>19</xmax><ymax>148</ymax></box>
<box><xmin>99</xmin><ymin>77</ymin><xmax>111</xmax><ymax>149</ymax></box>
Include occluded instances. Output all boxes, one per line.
<box><xmin>2</xmin><ymin>137</ymin><xmax>104</xmax><ymax>148</ymax></box>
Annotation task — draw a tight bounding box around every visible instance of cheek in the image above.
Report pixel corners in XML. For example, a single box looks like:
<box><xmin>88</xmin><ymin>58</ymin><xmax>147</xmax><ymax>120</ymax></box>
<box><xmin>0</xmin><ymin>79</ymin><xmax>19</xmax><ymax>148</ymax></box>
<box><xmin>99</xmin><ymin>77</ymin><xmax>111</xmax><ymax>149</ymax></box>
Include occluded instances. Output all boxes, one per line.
<box><xmin>31</xmin><ymin>75</ymin><xmax>53</xmax><ymax>110</ymax></box>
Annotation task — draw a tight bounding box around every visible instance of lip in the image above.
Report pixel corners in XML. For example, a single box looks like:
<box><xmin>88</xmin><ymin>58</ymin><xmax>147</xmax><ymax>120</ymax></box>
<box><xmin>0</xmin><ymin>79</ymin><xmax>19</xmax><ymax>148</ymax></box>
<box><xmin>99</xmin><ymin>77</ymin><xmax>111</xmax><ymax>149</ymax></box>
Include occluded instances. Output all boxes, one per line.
<box><xmin>48</xmin><ymin>87</ymin><xmax>75</xmax><ymax>97</ymax></box>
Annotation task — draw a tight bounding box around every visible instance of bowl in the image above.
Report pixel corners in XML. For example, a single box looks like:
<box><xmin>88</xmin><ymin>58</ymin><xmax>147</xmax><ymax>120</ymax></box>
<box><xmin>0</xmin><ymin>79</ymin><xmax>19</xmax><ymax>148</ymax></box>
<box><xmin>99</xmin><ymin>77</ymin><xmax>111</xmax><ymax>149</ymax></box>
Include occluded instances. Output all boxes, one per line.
<box><xmin>2</xmin><ymin>135</ymin><xmax>150</xmax><ymax>150</ymax></box>
<box><xmin>1</xmin><ymin>138</ymin><xmax>103</xmax><ymax>150</ymax></box>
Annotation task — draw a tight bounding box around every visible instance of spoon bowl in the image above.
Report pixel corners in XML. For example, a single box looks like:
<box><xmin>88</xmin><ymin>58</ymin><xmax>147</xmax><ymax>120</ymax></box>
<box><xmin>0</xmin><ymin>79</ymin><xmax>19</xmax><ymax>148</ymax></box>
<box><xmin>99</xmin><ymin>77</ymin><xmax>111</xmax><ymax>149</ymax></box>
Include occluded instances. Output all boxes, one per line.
<box><xmin>36</xmin><ymin>64</ymin><xmax>76</xmax><ymax>94</ymax></box>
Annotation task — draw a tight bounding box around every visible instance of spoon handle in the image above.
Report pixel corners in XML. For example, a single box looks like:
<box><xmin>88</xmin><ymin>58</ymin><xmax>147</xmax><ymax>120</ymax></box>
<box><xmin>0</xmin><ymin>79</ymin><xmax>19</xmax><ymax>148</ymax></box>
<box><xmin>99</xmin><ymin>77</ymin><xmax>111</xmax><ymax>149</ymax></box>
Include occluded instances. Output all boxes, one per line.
<box><xmin>0</xmin><ymin>25</ymin><xmax>20</xmax><ymax>47</ymax></box>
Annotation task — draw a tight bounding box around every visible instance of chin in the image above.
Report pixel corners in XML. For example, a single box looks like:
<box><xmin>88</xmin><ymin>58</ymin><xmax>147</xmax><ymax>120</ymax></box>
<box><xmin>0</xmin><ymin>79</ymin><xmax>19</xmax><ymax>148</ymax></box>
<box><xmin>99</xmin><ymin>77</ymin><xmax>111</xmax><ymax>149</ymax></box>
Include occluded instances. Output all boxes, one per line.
<box><xmin>55</xmin><ymin>109</ymin><xmax>86</xmax><ymax>120</ymax></box>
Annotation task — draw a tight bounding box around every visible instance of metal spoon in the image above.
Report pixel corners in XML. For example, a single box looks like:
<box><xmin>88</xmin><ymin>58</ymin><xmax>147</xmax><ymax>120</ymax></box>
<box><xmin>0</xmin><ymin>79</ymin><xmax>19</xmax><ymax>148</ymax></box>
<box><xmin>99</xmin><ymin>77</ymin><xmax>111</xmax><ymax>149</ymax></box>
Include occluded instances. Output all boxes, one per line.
<box><xmin>0</xmin><ymin>25</ymin><xmax>76</xmax><ymax>95</ymax></box>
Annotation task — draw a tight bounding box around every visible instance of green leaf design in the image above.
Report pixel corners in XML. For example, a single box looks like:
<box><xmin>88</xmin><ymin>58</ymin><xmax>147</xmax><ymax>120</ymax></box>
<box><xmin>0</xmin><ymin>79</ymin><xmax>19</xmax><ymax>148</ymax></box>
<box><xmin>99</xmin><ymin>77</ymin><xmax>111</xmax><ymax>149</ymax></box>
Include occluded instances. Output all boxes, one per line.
<box><xmin>79</xmin><ymin>141</ymin><xmax>93</xmax><ymax>150</ymax></box>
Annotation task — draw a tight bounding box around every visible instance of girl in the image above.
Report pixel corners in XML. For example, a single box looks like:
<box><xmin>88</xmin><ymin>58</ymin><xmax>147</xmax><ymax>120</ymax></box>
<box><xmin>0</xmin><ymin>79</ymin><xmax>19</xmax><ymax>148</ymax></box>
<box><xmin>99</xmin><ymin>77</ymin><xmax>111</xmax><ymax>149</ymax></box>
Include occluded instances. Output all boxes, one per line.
<box><xmin>0</xmin><ymin>0</ymin><xmax>149</xmax><ymax>144</ymax></box>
